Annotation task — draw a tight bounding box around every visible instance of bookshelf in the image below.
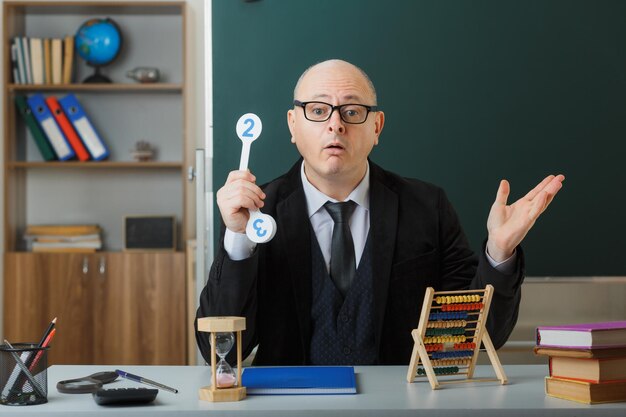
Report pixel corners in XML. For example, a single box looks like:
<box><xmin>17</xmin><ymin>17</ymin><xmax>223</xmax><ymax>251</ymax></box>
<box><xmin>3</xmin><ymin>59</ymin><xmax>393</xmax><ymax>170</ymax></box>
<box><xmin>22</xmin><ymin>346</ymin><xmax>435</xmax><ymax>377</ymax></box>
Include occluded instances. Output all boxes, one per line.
<box><xmin>2</xmin><ymin>1</ymin><xmax>191</xmax><ymax>365</ymax></box>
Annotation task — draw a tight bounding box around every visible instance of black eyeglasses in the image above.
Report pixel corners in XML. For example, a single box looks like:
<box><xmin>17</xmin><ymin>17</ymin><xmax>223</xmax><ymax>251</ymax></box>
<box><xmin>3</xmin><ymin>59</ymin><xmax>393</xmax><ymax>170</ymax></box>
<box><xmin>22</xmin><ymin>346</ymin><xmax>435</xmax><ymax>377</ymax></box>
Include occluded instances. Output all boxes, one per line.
<box><xmin>293</xmin><ymin>100</ymin><xmax>378</xmax><ymax>124</ymax></box>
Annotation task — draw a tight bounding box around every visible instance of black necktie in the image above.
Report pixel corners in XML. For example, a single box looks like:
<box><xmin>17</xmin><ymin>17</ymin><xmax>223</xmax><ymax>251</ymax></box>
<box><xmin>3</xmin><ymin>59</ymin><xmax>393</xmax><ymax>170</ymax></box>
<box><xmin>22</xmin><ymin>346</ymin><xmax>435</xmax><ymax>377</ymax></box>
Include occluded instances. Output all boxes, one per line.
<box><xmin>324</xmin><ymin>201</ymin><xmax>357</xmax><ymax>297</ymax></box>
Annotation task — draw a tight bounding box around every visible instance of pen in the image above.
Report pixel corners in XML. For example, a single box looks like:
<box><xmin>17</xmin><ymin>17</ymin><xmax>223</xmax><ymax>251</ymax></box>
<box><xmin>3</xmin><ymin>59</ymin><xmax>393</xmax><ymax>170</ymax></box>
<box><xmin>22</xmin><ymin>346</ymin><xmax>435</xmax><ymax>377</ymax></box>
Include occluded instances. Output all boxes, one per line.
<box><xmin>115</xmin><ymin>369</ymin><xmax>178</xmax><ymax>394</ymax></box>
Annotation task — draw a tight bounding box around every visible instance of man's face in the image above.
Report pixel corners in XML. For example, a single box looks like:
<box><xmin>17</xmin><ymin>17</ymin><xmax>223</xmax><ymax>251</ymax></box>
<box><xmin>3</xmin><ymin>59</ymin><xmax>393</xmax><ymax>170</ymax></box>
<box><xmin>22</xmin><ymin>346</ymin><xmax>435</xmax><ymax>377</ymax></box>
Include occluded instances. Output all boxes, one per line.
<box><xmin>287</xmin><ymin>62</ymin><xmax>384</xmax><ymax>187</ymax></box>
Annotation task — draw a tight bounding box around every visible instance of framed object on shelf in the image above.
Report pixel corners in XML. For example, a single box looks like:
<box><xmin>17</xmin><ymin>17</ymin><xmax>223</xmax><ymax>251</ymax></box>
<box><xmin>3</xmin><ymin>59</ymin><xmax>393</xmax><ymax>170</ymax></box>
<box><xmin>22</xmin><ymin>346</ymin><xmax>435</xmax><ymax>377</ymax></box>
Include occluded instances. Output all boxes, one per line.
<box><xmin>124</xmin><ymin>215</ymin><xmax>176</xmax><ymax>251</ymax></box>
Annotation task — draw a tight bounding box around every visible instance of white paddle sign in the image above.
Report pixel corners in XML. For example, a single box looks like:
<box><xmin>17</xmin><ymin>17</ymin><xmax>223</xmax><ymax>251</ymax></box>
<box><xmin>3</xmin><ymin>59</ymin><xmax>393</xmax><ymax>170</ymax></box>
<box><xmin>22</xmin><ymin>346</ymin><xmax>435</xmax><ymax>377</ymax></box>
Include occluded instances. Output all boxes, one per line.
<box><xmin>236</xmin><ymin>113</ymin><xmax>276</xmax><ymax>243</ymax></box>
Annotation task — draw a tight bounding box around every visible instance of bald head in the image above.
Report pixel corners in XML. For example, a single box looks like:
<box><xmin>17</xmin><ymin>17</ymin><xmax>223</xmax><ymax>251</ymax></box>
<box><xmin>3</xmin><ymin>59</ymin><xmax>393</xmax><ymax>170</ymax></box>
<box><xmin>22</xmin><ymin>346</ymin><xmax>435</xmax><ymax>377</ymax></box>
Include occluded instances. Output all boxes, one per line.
<box><xmin>293</xmin><ymin>59</ymin><xmax>377</xmax><ymax>105</ymax></box>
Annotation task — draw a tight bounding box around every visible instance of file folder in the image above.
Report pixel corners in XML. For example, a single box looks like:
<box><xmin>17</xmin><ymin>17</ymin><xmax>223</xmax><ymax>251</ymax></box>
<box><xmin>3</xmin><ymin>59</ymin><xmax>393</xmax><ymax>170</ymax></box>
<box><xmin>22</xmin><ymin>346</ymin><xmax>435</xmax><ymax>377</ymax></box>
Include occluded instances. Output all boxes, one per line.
<box><xmin>15</xmin><ymin>96</ymin><xmax>56</xmax><ymax>161</ymax></box>
<box><xmin>241</xmin><ymin>366</ymin><xmax>357</xmax><ymax>395</ymax></box>
<box><xmin>58</xmin><ymin>94</ymin><xmax>109</xmax><ymax>160</ymax></box>
<box><xmin>27</xmin><ymin>94</ymin><xmax>75</xmax><ymax>160</ymax></box>
<box><xmin>46</xmin><ymin>96</ymin><xmax>90</xmax><ymax>161</ymax></box>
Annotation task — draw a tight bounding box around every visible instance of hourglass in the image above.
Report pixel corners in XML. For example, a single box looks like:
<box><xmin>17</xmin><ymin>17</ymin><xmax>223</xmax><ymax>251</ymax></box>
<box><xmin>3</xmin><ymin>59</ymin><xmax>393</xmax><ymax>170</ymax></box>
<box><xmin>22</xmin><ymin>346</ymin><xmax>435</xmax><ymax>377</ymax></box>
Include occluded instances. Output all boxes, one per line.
<box><xmin>197</xmin><ymin>316</ymin><xmax>246</xmax><ymax>402</ymax></box>
<box><xmin>215</xmin><ymin>332</ymin><xmax>236</xmax><ymax>388</ymax></box>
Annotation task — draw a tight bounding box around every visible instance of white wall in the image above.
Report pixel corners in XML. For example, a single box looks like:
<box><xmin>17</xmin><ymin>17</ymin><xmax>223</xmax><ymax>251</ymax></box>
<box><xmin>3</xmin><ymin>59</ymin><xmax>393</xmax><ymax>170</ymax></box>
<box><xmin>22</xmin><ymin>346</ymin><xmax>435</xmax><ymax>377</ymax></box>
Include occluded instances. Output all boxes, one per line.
<box><xmin>495</xmin><ymin>277</ymin><xmax>626</xmax><ymax>364</ymax></box>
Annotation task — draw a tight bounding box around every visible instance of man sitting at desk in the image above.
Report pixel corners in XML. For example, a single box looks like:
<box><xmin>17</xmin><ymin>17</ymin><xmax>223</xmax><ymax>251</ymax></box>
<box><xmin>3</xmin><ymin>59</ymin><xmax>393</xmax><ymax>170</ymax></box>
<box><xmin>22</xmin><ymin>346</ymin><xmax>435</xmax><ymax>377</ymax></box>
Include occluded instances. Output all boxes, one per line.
<box><xmin>196</xmin><ymin>59</ymin><xmax>564</xmax><ymax>365</ymax></box>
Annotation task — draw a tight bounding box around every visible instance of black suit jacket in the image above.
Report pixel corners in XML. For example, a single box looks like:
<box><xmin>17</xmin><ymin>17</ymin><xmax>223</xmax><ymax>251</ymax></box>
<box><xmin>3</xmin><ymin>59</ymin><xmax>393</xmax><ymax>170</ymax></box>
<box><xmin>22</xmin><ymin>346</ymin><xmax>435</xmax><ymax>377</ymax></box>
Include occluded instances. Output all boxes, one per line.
<box><xmin>196</xmin><ymin>160</ymin><xmax>524</xmax><ymax>365</ymax></box>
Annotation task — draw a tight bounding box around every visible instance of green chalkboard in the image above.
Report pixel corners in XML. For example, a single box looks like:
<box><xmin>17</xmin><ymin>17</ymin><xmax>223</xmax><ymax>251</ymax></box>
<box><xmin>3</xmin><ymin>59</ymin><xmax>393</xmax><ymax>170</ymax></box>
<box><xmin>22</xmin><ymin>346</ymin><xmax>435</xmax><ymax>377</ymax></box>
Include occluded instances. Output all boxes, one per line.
<box><xmin>213</xmin><ymin>0</ymin><xmax>626</xmax><ymax>276</ymax></box>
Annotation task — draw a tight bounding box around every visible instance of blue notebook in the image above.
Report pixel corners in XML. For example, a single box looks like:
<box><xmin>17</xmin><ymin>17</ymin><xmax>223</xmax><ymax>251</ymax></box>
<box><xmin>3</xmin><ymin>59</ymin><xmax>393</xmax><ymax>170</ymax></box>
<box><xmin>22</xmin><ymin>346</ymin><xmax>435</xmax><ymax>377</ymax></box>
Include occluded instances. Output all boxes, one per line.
<box><xmin>241</xmin><ymin>366</ymin><xmax>356</xmax><ymax>395</ymax></box>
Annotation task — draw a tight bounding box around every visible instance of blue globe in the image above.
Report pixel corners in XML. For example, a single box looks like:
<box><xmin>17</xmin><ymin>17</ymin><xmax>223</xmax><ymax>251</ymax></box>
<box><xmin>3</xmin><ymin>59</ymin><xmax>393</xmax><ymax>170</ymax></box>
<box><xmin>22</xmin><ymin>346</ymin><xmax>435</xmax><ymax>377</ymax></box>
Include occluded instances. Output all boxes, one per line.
<box><xmin>75</xmin><ymin>18</ymin><xmax>122</xmax><ymax>66</ymax></box>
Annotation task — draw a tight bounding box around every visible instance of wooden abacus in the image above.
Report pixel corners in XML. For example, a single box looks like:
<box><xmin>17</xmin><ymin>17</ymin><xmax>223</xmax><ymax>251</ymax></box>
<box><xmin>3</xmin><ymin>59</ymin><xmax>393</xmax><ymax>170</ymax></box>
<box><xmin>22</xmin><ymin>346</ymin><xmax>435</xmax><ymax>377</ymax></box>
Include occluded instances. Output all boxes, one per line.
<box><xmin>406</xmin><ymin>285</ymin><xmax>507</xmax><ymax>389</ymax></box>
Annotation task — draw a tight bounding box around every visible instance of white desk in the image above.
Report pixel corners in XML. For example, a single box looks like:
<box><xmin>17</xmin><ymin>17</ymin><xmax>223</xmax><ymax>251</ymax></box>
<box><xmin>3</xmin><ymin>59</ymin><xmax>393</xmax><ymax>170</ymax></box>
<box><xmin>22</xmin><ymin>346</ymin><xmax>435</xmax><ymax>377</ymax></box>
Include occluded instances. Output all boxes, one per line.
<box><xmin>0</xmin><ymin>365</ymin><xmax>624</xmax><ymax>416</ymax></box>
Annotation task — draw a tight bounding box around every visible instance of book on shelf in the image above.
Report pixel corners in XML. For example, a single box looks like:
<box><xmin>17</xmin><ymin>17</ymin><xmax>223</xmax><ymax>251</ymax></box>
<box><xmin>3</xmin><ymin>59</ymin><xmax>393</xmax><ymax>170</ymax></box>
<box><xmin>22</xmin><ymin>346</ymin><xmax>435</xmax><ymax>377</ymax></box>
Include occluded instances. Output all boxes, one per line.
<box><xmin>10</xmin><ymin>40</ymin><xmax>21</xmax><ymax>84</ymax></box>
<box><xmin>25</xmin><ymin>224</ymin><xmax>101</xmax><ymax>236</ymax></box>
<box><xmin>25</xmin><ymin>224</ymin><xmax>102</xmax><ymax>252</ymax></box>
<box><xmin>26</xmin><ymin>233</ymin><xmax>101</xmax><ymax>243</ymax></box>
<box><xmin>30</xmin><ymin>38</ymin><xmax>44</xmax><ymax>85</ymax></box>
<box><xmin>32</xmin><ymin>246</ymin><xmax>98</xmax><ymax>253</ymax></box>
<box><xmin>43</xmin><ymin>38</ymin><xmax>51</xmax><ymax>84</ymax></box>
<box><xmin>241</xmin><ymin>366</ymin><xmax>357</xmax><ymax>395</ymax></box>
<box><xmin>21</xmin><ymin>37</ymin><xmax>33</xmax><ymax>84</ymax></box>
<box><xmin>545</xmin><ymin>376</ymin><xmax>626</xmax><ymax>404</ymax></box>
<box><xmin>548</xmin><ymin>356</ymin><xmax>626</xmax><ymax>383</ymax></box>
<box><xmin>51</xmin><ymin>38</ymin><xmax>63</xmax><ymax>85</ymax></box>
<box><xmin>32</xmin><ymin>240</ymin><xmax>102</xmax><ymax>251</ymax></box>
<box><xmin>62</xmin><ymin>35</ymin><xmax>74</xmax><ymax>84</ymax></box>
<box><xmin>46</xmin><ymin>96</ymin><xmax>91</xmax><ymax>161</ymax></box>
<box><xmin>14</xmin><ymin>37</ymin><xmax>27</xmax><ymax>84</ymax></box>
<box><xmin>27</xmin><ymin>93</ymin><xmax>75</xmax><ymax>161</ymax></box>
<box><xmin>15</xmin><ymin>95</ymin><xmax>56</xmax><ymax>161</ymax></box>
<box><xmin>536</xmin><ymin>321</ymin><xmax>626</xmax><ymax>349</ymax></box>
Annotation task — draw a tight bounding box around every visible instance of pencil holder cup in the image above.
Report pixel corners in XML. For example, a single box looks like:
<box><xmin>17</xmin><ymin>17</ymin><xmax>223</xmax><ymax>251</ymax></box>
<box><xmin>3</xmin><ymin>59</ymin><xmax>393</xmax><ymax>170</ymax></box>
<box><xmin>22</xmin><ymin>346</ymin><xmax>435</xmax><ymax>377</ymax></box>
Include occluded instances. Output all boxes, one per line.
<box><xmin>0</xmin><ymin>343</ymin><xmax>48</xmax><ymax>406</ymax></box>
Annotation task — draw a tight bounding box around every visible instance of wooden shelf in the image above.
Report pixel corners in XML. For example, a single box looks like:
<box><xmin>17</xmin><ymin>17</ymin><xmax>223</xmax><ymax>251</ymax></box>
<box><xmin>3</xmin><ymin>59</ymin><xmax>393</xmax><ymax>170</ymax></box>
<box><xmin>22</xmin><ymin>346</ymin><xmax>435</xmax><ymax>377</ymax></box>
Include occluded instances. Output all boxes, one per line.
<box><xmin>5</xmin><ymin>250</ymin><xmax>186</xmax><ymax>254</ymax></box>
<box><xmin>7</xmin><ymin>83</ymin><xmax>183</xmax><ymax>93</ymax></box>
<box><xmin>7</xmin><ymin>161</ymin><xmax>184</xmax><ymax>169</ymax></box>
<box><xmin>2</xmin><ymin>1</ymin><xmax>190</xmax><ymax>367</ymax></box>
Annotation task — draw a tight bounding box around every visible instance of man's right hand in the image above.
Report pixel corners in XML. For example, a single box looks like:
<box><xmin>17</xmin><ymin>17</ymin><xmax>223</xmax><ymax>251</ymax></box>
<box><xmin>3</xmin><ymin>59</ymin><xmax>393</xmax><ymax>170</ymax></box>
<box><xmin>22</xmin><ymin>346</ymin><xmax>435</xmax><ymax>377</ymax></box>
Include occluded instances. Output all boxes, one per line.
<box><xmin>216</xmin><ymin>170</ymin><xmax>266</xmax><ymax>233</ymax></box>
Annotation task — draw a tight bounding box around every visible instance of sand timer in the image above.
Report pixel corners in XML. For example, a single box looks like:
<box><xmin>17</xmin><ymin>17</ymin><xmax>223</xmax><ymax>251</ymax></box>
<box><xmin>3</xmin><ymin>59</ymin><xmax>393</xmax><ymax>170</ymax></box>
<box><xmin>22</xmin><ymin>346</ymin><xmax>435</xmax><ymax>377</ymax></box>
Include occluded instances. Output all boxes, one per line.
<box><xmin>215</xmin><ymin>332</ymin><xmax>236</xmax><ymax>388</ymax></box>
<box><xmin>197</xmin><ymin>316</ymin><xmax>246</xmax><ymax>402</ymax></box>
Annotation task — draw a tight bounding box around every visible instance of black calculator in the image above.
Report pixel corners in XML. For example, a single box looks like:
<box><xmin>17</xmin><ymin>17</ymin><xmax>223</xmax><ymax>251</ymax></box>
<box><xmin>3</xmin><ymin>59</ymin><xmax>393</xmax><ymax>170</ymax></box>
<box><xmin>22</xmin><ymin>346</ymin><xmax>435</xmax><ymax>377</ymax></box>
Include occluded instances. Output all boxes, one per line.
<box><xmin>92</xmin><ymin>387</ymin><xmax>158</xmax><ymax>406</ymax></box>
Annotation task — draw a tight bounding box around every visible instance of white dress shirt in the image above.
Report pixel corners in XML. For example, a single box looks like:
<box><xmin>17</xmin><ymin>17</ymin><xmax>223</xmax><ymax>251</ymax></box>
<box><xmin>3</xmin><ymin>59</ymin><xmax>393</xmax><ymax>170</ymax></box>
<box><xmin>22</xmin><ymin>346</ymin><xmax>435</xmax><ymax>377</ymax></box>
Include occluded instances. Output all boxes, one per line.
<box><xmin>224</xmin><ymin>161</ymin><xmax>515</xmax><ymax>273</ymax></box>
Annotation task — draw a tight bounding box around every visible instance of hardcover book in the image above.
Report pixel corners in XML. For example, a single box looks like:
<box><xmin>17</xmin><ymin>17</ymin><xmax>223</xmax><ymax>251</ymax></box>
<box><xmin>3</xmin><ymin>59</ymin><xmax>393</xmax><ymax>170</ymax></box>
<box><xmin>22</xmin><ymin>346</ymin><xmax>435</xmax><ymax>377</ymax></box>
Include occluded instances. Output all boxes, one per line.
<box><xmin>25</xmin><ymin>224</ymin><xmax>100</xmax><ymax>236</ymax></box>
<box><xmin>536</xmin><ymin>321</ymin><xmax>626</xmax><ymax>349</ymax></box>
<box><xmin>534</xmin><ymin>346</ymin><xmax>626</xmax><ymax>359</ymax></box>
<box><xmin>30</xmin><ymin>38</ymin><xmax>44</xmax><ymax>84</ymax></box>
<box><xmin>549</xmin><ymin>356</ymin><xmax>626</xmax><ymax>383</ymax></box>
<box><xmin>241</xmin><ymin>366</ymin><xmax>357</xmax><ymax>395</ymax></box>
<box><xmin>51</xmin><ymin>38</ymin><xmax>62</xmax><ymax>84</ymax></box>
<box><xmin>545</xmin><ymin>376</ymin><xmax>626</xmax><ymax>404</ymax></box>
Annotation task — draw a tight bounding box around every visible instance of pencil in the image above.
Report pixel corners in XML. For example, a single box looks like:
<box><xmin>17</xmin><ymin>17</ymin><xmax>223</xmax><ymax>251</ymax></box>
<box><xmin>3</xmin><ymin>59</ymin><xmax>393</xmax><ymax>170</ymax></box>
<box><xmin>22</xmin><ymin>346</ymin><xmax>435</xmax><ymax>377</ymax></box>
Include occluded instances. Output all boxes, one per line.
<box><xmin>29</xmin><ymin>329</ymin><xmax>56</xmax><ymax>371</ymax></box>
<box><xmin>37</xmin><ymin>317</ymin><xmax>57</xmax><ymax>348</ymax></box>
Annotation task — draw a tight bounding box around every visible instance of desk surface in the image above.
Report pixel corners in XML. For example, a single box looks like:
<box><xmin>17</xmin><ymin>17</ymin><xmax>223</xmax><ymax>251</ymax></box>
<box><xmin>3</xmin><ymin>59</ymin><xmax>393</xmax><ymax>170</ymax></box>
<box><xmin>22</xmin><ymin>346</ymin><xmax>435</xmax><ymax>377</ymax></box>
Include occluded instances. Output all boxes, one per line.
<box><xmin>0</xmin><ymin>365</ymin><xmax>624</xmax><ymax>416</ymax></box>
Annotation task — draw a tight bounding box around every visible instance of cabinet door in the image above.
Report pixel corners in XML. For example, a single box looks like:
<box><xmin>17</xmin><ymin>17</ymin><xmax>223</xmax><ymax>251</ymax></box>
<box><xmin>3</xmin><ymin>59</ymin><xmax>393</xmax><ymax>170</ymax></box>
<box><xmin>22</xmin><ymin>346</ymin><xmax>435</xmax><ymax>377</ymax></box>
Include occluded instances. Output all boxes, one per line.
<box><xmin>4</xmin><ymin>253</ymin><xmax>95</xmax><ymax>365</ymax></box>
<box><xmin>93</xmin><ymin>252</ymin><xmax>186</xmax><ymax>365</ymax></box>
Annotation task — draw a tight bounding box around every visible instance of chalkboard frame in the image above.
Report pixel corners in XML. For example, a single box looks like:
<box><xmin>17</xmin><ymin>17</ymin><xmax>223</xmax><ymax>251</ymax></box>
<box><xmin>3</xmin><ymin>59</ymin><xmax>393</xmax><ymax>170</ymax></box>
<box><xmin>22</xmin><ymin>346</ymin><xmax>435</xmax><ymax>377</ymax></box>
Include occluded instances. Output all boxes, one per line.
<box><xmin>212</xmin><ymin>0</ymin><xmax>626</xmax><ymax>276</ymax></box>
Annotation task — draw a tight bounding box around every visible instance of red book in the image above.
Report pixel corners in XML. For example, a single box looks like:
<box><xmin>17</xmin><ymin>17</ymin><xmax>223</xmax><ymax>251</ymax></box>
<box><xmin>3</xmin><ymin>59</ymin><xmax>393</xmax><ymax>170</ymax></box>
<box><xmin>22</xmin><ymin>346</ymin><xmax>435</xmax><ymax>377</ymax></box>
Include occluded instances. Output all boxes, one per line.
<box><xmin>45</xmin><ymin>96</ymin><xmax>90</xmax><ymax>161</ymax></box>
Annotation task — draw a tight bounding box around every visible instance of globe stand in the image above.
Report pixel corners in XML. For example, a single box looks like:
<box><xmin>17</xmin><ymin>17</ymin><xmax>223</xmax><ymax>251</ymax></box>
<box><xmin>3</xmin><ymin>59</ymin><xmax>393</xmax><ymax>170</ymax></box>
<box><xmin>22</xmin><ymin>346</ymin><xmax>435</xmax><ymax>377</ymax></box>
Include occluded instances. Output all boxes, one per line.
<box><xmin>83</xmin><ymin>66</ymin><xmax>112</xmax><ymax>83</ymax></box>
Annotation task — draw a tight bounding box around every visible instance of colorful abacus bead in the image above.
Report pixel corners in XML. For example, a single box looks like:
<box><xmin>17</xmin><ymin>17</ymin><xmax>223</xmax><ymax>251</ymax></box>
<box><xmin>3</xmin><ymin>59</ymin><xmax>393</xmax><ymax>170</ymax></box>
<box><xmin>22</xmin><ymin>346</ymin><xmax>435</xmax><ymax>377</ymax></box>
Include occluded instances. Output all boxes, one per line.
<box><xmin>434</xmin><ymin>366</ymin><xmax>460</xmax><ymax>375</ymax></box>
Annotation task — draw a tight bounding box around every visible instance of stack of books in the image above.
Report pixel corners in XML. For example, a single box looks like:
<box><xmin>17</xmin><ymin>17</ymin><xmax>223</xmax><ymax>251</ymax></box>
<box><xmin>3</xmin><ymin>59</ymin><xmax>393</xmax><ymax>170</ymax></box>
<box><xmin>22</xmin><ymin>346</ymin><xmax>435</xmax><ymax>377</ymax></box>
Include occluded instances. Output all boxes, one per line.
<box><xmin>535</xmin><ymin>321</ymin><xmax>626</xmax><ymax>404</ymax></box>
<box><xmin>24</xmin><ymin>224</ymin><xmax>102</xmax><ymax>252</ymax></box>
<box><xmin>10</xmin><ymin>36</ymin><xmax>74</xmax><ymax>85</ymax></box>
